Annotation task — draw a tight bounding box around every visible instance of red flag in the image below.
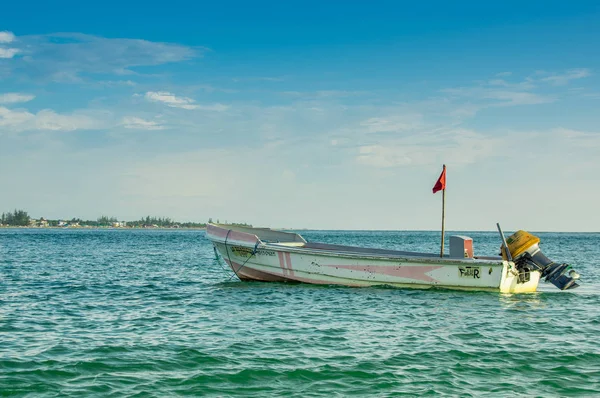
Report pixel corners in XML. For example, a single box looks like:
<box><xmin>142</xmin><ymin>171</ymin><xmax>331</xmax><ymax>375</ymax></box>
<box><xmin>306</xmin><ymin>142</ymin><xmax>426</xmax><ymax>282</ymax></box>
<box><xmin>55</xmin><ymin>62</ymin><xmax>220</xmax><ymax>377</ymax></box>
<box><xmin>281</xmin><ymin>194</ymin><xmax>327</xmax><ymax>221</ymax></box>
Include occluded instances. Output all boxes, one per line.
<box><xmin>432</xmin><ymin>165</ymin><xmax>446</xmax><ymax>194</ymax></box>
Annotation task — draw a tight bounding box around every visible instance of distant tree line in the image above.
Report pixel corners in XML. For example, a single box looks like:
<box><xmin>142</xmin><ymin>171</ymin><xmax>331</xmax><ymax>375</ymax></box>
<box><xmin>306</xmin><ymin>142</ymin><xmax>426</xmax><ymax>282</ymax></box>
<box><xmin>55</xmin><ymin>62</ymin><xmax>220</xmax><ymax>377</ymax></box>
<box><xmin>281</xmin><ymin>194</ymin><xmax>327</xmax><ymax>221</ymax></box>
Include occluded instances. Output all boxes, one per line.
<box><xmin>97</xmin><ymin>216</ymin><xmax>118</xmax><ymax>226</ymax></box>
<box><xmin>207</xmin><ymin>218</ymin><xmax>251</xmax><ymax>227</ymax></box>
<box><xmin>1</xmin><ymin>209</ymin><xmax>30</xmax><ymax>226</ymax></box>
<box><xmin>127</xmin><ymin>216</ymin><xmax>185</xmax><ymax>228</ymax></box>
<box><xmin>0</xmin><ymin>209</ymin><xmax>246</xmax><ymax>228</ymax></box>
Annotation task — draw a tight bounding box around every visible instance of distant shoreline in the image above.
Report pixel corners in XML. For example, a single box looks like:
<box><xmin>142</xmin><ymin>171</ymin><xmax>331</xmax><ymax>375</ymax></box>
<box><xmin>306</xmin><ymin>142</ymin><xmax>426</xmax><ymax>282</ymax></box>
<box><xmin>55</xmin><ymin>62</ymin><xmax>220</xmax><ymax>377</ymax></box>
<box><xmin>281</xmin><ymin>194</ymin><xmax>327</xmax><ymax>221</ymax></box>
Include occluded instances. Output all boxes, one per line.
<box><xmin>1</xmin><ymin>226</ymin><xmax>598</xmax><ymax>233</ymax></box>
<box><xmin>0</xmin><ymin>226</ymin><xmax>206</xmax><ymax>230</ymax></box>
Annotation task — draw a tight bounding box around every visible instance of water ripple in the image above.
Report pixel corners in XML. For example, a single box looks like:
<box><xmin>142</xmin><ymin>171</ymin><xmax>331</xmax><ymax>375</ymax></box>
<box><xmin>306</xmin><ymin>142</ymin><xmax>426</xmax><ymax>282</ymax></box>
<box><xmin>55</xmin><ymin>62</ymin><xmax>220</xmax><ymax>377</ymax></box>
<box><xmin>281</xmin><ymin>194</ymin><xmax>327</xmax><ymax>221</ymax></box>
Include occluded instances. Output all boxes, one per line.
<box><xmin>1</xmin><ymin>229</ymin><xmax>599</xmax><ymax>396</ymax></box>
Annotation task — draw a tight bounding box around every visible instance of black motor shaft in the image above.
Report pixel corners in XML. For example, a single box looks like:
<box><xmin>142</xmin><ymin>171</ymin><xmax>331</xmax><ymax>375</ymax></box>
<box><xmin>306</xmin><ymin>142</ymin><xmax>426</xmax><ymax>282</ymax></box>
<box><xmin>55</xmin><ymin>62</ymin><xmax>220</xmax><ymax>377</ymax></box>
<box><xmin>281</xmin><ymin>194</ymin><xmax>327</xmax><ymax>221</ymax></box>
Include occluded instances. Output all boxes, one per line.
<box><xmin>516</xmin><ymin>250</ymin><xmax>579</xmax><ymax>290</ymax></box>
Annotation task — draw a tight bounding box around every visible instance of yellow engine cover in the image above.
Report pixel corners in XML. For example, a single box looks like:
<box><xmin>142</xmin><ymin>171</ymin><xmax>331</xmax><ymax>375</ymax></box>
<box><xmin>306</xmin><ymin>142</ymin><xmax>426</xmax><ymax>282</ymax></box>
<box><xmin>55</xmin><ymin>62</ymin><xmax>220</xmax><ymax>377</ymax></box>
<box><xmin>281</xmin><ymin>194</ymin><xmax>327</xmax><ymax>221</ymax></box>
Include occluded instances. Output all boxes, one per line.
<box><xmin>503</xmin><ymin>230</ymin><xmax>541</xmax><ymax>259</ymax></box>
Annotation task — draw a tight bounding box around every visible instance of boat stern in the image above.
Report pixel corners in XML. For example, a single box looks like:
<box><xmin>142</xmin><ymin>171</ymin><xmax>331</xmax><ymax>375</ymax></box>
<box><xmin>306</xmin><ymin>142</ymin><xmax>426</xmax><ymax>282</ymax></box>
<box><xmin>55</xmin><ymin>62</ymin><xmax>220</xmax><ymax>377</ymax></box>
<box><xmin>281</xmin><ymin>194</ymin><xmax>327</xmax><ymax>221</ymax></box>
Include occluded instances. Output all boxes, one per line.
<box><xmin>499</xmin><ymin>262</ymin><xmax>541</xmax><ymax>293</ymax></box>
<box><xmin>504</xmin><ymin>230</ymin><xmax>581</xmax><ymax>291</ymax></box>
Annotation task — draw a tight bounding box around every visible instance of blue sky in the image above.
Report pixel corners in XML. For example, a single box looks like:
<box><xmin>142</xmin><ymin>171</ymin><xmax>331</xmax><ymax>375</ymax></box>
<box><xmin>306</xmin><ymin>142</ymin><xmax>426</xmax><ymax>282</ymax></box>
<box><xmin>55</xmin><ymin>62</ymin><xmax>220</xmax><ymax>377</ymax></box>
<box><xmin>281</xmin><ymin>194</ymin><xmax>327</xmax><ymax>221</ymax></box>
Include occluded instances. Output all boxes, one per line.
<box><xmin>1</xmin><ymin>1</ymin><xmax>600</xmax><ymax>231</ymax></box>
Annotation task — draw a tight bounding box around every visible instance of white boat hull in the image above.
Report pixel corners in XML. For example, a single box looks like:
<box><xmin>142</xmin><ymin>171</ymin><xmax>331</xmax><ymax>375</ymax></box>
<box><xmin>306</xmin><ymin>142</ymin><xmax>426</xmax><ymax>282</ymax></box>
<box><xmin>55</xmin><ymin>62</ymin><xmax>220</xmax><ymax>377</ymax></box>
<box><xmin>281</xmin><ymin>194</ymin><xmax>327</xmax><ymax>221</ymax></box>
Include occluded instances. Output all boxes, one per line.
<box><xmin>207</xmin><ymin>224</ymin><xmax>541</xmax><ymax>293</ymax></box>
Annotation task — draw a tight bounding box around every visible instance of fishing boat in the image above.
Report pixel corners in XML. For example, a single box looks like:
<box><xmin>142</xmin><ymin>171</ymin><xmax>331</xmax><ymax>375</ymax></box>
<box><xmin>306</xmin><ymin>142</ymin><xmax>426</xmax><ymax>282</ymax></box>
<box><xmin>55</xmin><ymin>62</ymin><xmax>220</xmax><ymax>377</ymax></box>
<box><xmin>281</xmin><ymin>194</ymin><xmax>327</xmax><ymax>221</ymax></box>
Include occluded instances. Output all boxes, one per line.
<box><xmin>206</xmin><ymin>223</ymin><xmax>580</xmax><ymax>293</ymax></box>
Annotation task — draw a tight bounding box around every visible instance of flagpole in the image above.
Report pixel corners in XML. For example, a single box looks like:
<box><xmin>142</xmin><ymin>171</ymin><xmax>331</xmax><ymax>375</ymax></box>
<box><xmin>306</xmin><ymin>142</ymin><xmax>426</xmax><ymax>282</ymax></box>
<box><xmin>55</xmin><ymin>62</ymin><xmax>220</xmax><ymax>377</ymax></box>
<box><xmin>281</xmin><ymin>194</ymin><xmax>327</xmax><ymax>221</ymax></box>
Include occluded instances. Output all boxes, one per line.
<box><xmin>440</xmin><ymin>165</ymin><xmax>446</xmax><ymax>258</ymax></box>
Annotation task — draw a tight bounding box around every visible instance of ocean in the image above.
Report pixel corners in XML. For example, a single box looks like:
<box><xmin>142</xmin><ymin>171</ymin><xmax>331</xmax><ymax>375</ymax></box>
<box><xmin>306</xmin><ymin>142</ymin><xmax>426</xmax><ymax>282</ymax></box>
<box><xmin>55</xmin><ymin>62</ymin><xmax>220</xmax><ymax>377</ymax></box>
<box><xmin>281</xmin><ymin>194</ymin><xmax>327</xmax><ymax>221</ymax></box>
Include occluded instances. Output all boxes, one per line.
<box><xmin>1</xmin><ymin>229</ymin><xmax>599</xmax><ymax>396</ymax></box>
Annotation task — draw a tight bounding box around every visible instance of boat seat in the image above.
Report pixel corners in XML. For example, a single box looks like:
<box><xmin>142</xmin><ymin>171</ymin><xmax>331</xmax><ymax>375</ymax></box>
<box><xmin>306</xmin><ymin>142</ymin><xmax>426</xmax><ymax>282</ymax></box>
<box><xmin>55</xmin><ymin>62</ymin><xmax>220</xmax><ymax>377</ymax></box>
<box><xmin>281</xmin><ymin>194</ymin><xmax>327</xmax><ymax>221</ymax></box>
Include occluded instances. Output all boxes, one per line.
<box><xmin>271</xmin><ymin>242</ymin><xmax>306</xmax><ymax>247</ymax></box>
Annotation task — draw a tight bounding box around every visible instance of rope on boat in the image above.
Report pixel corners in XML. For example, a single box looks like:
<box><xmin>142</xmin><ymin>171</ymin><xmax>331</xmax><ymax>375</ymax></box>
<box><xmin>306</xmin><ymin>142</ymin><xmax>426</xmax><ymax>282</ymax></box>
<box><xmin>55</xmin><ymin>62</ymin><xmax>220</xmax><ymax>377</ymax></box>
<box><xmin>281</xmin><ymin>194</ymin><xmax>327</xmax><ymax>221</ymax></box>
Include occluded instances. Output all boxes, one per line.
<box><xmin>213</xmin><ymin>243</ymin><xmax>236</xmax><ymax>279</ymax></box>
<box><xmin>227</xmin><ymin>240</ymin><xmax>260</xmax><ymax>282</ymax></box>
<box><xmin>223</xmin><ymin>229</ymin><xmax>259</xmax><ymax>281</ymax></box>
<box><xmin>224</xmin><ymin>229</ymin><xmax>234</xmax><ymax>274</ymax></box>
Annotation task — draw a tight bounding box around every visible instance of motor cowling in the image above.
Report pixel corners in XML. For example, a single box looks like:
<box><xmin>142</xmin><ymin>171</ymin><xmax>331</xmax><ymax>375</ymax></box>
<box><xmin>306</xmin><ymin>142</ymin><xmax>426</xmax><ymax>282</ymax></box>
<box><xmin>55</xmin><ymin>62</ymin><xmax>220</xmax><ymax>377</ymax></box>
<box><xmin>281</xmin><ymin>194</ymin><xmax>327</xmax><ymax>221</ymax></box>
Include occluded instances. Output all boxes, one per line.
<box><xmin>502</xmin><ymin>230</ymin><xmax>580</xmax><ymax>290</ymax></box>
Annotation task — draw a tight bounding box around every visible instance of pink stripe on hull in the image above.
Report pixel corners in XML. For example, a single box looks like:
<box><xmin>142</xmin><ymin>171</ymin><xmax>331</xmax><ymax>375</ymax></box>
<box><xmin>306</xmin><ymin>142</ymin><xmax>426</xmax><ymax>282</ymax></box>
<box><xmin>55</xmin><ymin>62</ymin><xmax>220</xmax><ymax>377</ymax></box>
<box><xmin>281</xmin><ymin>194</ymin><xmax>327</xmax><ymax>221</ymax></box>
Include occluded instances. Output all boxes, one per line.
<box><xmin>224</xmin><ymin>259</ymin><xmax>361</xmax><ymax>286</ymax></box>
<box><xmin>277</xmin><ymin>252</ymin><xmax>287</xmax><ymax>276</ymax></box>
<box><xmin>320</xmin><ymin>264</ymin><xmax>442</xmax><ymax>283</ymax></box>
<box><xmin>284</xmin><ymin>252</ymin><xmax>294</xmax><ymax>277</ymax></box>
<box><xmin>224</xmin><ymin>259</ymin><xmax>287</xmax><ymax>282</ymax></box>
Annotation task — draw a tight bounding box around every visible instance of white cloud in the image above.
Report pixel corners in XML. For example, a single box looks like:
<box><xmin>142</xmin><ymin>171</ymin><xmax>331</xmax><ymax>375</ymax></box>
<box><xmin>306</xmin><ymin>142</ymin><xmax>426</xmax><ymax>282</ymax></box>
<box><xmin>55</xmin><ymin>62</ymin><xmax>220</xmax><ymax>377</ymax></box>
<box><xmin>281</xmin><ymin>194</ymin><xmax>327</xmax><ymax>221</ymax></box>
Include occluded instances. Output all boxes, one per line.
<box><xmin>145</xmin><ymin>91</ymin><xmax>195</xmax><ymax>109</ymax></box>
<box><xmin>443</xmin><ymin>69</ymin><xmax>591</xmax><ymax>108</ymax></box>
<box><xmin>446</xmin><ymin>104</ymin><xmax>480</xmax><ymax>119</ymax></box>
<box><xmin>0</xmin><ymin>106</ymin><xmax>33</xmax><ymax>127</ymax></box>
<box><xmin>352</xmin><ymin>124</ymin><xmax>600</xmax><ymax>171</ymax></box>
<box><xmin>486</xmin><ymin>78</ymin><xmax>535</xmax><ymax>90</ymax></box>
<box><xmin>1</xmin><ymin>31</ymin><xmax>21</xmax><ymax>58</ymax></box>
<box><xmin>95</xmin><ymin>80</ymin><xmax>137</xmax><ymax>87</ymax></box>
<box><xmin>0</xmin><ymin>106</ymin><xmax>103</xmax><ymax>132</ymax></box>
<box><xmin>194</xmin><ymin>103</ymin><xmax>230</xmax><ymax>112</ymax></box>
<box><xmin>443</xmin><ymin>82</ymin><xmax>554</xmax><ymax>107</ymax></box>
<box><xmin>0</xmin><ymin>93</ymin><xmax>35</xmax><ymax>104</ymax></box>
<box><xmin>360</xmin><ymin>115</ymin><xmax>423</xmax><ymax>134</ymax></box>
<box><xmin>551</xmin><ymin>127</ymin><xmax>600</xmax><ymax>148</ymax></box>
<box><xmin>4</xmin><ymin>33</ymin><xmax>200</xmax><ymax>81</ymax></box>
<box><xmin>482</xmin><ymin>90</ymin><xmax>555</xmax><ymax>105</ymax></box>
<box><xmin>582</xmin><ymin>92</ymin><xmax>600</xmax><ymax>100</ymax></box>
<box><xmin>144</xmin><ymin>91</ymin><xmax>229</xmax><ymax>111</ymax></box>
<box><xmin>355</xmin><ymin>128</ymin><xmax>498</xmax><ymax>168</ymax></box>
<box><xmin>357</xmin><ymin>145</ymin><xmax>413</xmax><ymax>167</ymax></box>
<box><xmin>280</xmin><ymin>90</ymin><xmax>363</xmax><ymax>99</ymax></box>
<box><xmin>122</xmin><ymin>116</ymin><xmax>165</xmax><ymax>130</ymax></box>
<box><xmin>34</xmin><ymin>110</ymin><xmax>101</xmax><ymax>131</ymax></box>
<box><xmin>0</xmin><ymin>31</ymin><xmax>15</xmax><ymax>43</ymax></box>
<box><xmin>0</xmin><ymin>48</ymin><xmax>20</xmax><ymax>58</ymax></box>
<box><xmin>232</xmin><ymin>76</ymin><xmax>285</xmax><ymax>82</ymax></box>
<box><xmin>540</xmin><ymin>68</ymin><xmax>591</xmax><ymax>86</ymax></box>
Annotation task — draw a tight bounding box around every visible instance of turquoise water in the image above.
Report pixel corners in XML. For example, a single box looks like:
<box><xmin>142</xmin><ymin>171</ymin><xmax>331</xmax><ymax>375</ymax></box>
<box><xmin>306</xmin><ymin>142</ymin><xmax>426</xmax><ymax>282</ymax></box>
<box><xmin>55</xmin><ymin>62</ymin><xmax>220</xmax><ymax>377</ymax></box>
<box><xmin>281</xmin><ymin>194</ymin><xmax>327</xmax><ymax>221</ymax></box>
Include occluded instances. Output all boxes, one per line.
<box><xmin>1</xmin><ymin>229</ymin><xmax>599</xmax><ymax>397</ymax></box>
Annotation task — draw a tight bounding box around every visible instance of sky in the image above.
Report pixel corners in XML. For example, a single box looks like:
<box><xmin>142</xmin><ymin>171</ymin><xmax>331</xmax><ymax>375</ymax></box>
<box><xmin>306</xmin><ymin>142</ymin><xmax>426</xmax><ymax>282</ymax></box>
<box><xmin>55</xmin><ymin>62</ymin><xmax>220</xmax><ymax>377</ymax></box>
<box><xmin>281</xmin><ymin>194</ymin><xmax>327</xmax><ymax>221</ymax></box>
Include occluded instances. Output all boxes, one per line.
<box><xmin>1</xmin><ymin>1</ymin><xmax>600</xmax><ymax>231</ymax></box>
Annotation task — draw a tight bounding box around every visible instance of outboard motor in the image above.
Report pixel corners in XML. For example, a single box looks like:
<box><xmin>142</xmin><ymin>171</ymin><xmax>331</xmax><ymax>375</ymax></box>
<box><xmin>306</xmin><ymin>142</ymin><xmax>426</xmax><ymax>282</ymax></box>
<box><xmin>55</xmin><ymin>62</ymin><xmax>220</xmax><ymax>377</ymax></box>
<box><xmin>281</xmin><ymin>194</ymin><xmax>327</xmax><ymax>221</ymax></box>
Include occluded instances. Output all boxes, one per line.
<box><xmin>502</xmin><ymin>230</ymin><xmax>580</xmax><ymax>290</ymax></box>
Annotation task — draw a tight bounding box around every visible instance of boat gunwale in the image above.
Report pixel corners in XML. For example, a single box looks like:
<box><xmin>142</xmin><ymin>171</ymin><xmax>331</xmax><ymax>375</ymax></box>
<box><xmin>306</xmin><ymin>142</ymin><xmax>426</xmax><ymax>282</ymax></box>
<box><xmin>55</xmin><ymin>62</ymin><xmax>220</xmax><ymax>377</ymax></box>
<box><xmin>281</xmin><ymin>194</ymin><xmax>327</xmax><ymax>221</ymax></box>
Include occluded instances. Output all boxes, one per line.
<box><xmin>268</xmin><ymin>243</ymin><xmax>505</xmax><ymax>265</ymax></box>
<box><xmin>206</xmin><ymin>223</ymin><xmax>506</xmax><ymax>265</ymax></box>
<box><xmin>209</xmin><ymin>237</ymin><xmax>505</xmax><ymax>266</ymax></box>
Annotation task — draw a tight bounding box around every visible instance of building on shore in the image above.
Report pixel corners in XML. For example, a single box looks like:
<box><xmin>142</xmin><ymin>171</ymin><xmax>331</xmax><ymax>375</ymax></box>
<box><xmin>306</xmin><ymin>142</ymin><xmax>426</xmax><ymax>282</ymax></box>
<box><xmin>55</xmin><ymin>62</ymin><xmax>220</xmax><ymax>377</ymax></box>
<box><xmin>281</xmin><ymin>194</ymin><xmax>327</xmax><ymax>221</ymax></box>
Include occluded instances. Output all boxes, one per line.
<box><xmin>28</xmin><ymin>218</ymin><xmax>49</xmax><ymax>227</ymax></box>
